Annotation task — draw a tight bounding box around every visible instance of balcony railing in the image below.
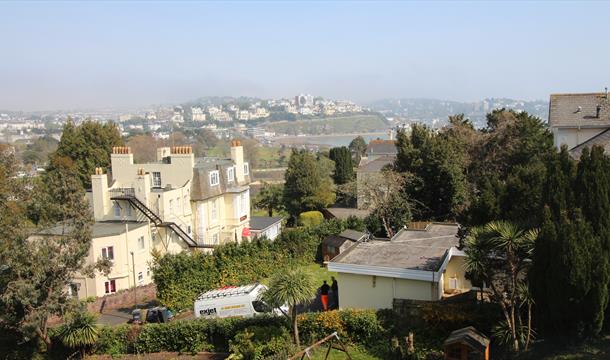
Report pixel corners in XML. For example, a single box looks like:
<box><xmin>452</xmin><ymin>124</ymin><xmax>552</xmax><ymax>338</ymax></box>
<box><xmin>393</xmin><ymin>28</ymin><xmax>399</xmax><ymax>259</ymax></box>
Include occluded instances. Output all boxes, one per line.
<box><xmin>109</xmin><ymin>187</ymin><xmax>135</xmax><ymax>197</ymax></box>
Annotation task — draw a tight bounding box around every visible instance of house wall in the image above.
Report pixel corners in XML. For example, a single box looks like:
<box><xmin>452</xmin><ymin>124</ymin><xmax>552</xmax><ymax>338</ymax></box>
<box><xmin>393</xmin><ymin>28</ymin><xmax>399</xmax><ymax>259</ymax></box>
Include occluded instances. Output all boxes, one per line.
<box><xmin>443</xmin><ymin>256</ymin><xmax>472</xmax><ymax>293</ymax></box>
<box><xmin>72</xmin><ymin>224</ymin><xmax>155</xmax><ymax>299</ymax></box>
<box><xmin>252</xmin><ymin>222</ymin><xmax>282</xmax><ymax>241</ymax></box>
<box><xmin>337</xmin><ymin>272</ymin><xmax>439</xmax><ymax>310</ymax></box>
<box><xmin>111</xmin><ymin>152</ymin><xmax>195</xmax><ymax>190</ymax></box>
<box><xmin>552</xmin><ymin>127</ymin><xmax>605</xmax><ymax>150</ymax></box>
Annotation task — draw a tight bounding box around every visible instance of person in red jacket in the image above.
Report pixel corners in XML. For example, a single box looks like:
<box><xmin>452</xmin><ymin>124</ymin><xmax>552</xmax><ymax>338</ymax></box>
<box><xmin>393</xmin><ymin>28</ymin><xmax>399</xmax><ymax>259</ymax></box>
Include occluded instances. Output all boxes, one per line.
<box><xmin>320</xmin><ymin>280</ymin><xmax>330</xmax><ymax>311</ymax></box>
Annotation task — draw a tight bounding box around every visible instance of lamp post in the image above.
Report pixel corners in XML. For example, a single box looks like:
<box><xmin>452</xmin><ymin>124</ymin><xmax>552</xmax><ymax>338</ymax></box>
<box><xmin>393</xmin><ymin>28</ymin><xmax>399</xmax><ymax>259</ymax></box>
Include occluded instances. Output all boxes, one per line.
<box><xmin>130</xmin><ymin>251</ymin><xmax>137</xmax><ymax>308</ymax></box>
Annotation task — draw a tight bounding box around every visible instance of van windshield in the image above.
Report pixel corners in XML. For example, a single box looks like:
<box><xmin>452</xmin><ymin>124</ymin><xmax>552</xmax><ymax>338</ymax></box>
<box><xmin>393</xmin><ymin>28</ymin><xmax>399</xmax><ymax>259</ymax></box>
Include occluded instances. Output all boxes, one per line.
<box><xmin>252</xmin><ymin>300</ymin><xmax>272</xmax><ymax>313</ymax></box>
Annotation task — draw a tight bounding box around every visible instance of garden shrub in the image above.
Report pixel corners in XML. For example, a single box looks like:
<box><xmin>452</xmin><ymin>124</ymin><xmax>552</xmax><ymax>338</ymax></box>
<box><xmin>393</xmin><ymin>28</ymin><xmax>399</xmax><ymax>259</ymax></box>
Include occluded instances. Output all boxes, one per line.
<box><xmin>93</xmin><ymin>325</ymin><xmax>132</xmax><ymax>356</ymax></box>
<box><xmin>298</xmin><ymin>211</ymin><xmax>324</xmax><ymax>227</ymax></box>
<box><xmin>228</xmin><ymin>325</ymin><xmax>293</xmax><ymax>360</ymax></box>
<box><xmin>297</xmin><ymin>309</ymin><xmax>382</xmax><ymax>346</ymax></box>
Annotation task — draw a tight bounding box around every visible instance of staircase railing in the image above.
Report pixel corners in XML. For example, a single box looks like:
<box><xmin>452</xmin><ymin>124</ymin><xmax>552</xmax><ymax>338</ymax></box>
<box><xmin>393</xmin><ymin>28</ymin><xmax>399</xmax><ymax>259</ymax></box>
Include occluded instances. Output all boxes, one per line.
<box><xmin>110</xmin><ymin>190</ymin><xmax>213</xmax><ymax>248</ymax></box>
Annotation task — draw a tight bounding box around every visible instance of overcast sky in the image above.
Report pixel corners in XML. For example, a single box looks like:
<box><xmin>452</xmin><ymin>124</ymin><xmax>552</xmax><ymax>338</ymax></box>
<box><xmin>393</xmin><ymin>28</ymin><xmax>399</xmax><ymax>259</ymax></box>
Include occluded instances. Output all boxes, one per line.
<box><xmin>1</xmin><ymin>1</ymin><xmax>609</xmax><ymax>111</ymax></box>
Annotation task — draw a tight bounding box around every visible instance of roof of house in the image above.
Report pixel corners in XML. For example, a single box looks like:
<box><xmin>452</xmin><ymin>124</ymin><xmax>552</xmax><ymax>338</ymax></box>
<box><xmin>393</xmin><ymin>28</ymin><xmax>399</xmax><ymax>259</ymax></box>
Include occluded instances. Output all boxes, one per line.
<box><xmin>443</xmin><ymin>326</ymin><xmax>490</xmax><ymax>350</ymax></box>
<box><xmin>366</xmin><ymin>140</ymin><xmax>397</xmax><ymax>156</ymax></box>
<box><xmin>330</xmin><ymin>223</ymin><xmax>460</xmax><ymax>272</ymax></box>
<box><xmin>323</xmin><ymin>207</ymin><xmax>371</xmax><ymax>220</ymax></box>
<box><xmin>358</xmin><ymin>155</ymin><xmax>395</xmax><ymax>173</ymax></box>
<box><xmin>250</xmin><ymin>216</ymin><xmax>283</xmax><ymax>231</ymax></box>
<box><xmin>323</xmin><ymin>229</ymin><xmax>367</xmax><ymax>247</ymax></box>
<box><xmin>549</xmin><ymin>93</ymin><xmax>610</xmax><ymax>128</ymax></box>
<box><xmin>339</xmin><ymin>229</ymin><xmax>367</xmax><ymax>241</ymax></box>
<box><xmin>190</xmin><ymin>157</ymin><xmax>250</xmax><ymax>201</ymax></box>
<box><xmin>569</xmin><ymin>128</ymin><xmax>610</xmax><ymax>159</ymax></box>
<box><xmin>38</xmin><ymin>221</ymin><xmax>148</xmax><ymax>238</ymax></box>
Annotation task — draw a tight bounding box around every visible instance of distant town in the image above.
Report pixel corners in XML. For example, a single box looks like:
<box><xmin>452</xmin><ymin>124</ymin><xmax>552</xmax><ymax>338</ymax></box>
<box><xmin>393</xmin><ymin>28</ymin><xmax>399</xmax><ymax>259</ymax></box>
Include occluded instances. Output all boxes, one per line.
<box><xmin>1</xmin><ymin>94</ymin><xmax>549</xmax><ymax>149</ymax></box>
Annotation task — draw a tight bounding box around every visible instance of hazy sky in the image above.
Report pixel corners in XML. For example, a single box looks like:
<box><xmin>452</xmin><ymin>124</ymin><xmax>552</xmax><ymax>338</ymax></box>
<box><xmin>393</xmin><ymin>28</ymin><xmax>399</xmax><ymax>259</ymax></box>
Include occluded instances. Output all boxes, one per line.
<box><xmin>1</xmin><ymin>1</ymin><xmax>609</xmax><ymax>111</ymax></box>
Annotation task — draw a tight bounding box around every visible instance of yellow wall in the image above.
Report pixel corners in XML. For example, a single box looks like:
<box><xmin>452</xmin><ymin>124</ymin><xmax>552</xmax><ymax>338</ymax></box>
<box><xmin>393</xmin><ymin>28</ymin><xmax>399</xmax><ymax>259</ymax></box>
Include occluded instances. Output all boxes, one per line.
<box><xmin>338</xmin><ymin>273</ymin><xmax>394</xmax><ymax>309</ymax></box>
<box><xmin>337</xmin><ymin>273</ymin><xmax>439</xmax><ymax>310</ymax></box>
<box><xmin>443</xmin><ymin>256</ymin><xmax>472</xmax><ymax>293</ymax></box>
<box><xmin>73</xmin><ymin>224</ymin><xmax>156</xmax><ymax>299</ymax></box>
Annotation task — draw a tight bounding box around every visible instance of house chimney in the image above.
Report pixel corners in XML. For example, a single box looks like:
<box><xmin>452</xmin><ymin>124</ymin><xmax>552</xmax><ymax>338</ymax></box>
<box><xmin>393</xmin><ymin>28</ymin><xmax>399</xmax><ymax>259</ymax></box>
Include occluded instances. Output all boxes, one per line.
<box><xmin>597</xmin><ymin>105</ymin><xmax>602</xmax><ymax>118</ymax></box>
<box><xmin>91</xmin><ymin>169</ymin><xmax>109</xmax><ymax>221</ymax></box>
<box><xmin>230</xmin><ymin>139</ymin><xmax>245</xmax><ymax>183</ymax></box>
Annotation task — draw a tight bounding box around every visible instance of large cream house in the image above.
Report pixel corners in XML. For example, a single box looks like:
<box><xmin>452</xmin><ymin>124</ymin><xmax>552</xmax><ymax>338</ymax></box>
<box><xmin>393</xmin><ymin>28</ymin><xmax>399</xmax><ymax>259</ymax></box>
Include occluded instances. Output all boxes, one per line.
<box><xmin>328</xmin><ymin>223</ymin><xmax>472</xmax><ymax>310</ymax></box>
<box><xmin>43</xmin><ymin>141</ymin><xmax>252</xmax><ymax>299</ymax></box>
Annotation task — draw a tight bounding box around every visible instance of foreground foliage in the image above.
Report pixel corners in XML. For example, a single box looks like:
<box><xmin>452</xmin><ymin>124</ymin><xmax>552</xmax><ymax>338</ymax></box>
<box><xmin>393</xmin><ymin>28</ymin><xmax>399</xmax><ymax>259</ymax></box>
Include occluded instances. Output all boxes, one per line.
<box><xmin>263</xmin><ymin>268</ymin><xmax>317</xmax><ymax>347</ymax></box>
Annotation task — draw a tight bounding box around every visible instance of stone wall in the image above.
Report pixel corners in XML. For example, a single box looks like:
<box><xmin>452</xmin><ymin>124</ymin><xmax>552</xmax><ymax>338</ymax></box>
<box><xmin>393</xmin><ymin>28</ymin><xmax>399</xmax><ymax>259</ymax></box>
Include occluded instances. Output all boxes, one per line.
<box><xmin>88</xmin><ymin>283</ymin><xmax>157</xmax><ymax>313</ymax></box>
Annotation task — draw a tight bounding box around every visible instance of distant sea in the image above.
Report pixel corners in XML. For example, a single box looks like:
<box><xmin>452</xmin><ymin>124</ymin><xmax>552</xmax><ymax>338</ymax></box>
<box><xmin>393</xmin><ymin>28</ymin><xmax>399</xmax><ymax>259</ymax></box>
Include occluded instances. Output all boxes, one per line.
<box><xmin>273</xmin><ymin>132</ymin><xmax>389</xmax><ymax>147</ymax></box>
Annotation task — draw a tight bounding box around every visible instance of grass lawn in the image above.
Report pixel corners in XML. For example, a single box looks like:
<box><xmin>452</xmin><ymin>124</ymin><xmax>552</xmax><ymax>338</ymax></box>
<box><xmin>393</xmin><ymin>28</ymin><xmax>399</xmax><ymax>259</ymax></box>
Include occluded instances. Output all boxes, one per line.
<box><xmin>250</xmin><ymin>208</ymin><xmax>289</xmax><ymax>218</ymax></box>
<box><xmin>308</xmin><ymin>345</ymin><xmax>381</xmax><ymax>360</ymax></box>
<box><xmin>260</xmin><ymin>263</ymin><xmax>336</xmax><ymax>287</ymax></box>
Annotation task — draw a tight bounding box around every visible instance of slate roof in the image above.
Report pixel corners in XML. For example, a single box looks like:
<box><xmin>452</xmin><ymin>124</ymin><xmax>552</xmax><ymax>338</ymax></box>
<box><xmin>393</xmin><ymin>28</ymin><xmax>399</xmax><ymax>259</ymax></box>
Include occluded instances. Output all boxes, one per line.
<box><xmin>324</xmin><ymin>235</ymin><xmax>351</xmax><ymax>248</ymax></box>
<box><xmin>366</xmin><ymin>140</ymin><xmax>397</xmax><ymax>156</ymax></box>
<box><xmin>339</xmin><ymin>229</ymin><xmax>366</xmax><ymax>241</ymax></box>
<box><xmin>190</xmin><ymin>157</ymin><xmax>250</xmax><ymax>201</ymax></box>
<box><xmin>331</xmin><ymin>223</ymin><xmax>460</xmax><ymax>271</ymax></box>
<box><xmin>38</xmin><ymin>221</ymin><xmax>148</xmax><ymax>238</ymax></box>
<box><xmin>569</xmin><ymin>128</ymin><xmax>610</xmax><ymax>159</ymax></box>
<box><xmin>549</xmin><ymin>93</ymin><xmax>610</xmax><ymax>128</ymax></box>
<box><xmin>250</xmin><ymin>216</ymin><xmax>283</xmax><ymax>231</ymax></box>
<box><xmin>443</xmin><ymin>326</ymin><xmax>490</xmax><ymax>351</ymax></box>
<box><xmin>358</xmin><ymin>155</ymin><xmax>395</xmax><ymax>172</ymax></box>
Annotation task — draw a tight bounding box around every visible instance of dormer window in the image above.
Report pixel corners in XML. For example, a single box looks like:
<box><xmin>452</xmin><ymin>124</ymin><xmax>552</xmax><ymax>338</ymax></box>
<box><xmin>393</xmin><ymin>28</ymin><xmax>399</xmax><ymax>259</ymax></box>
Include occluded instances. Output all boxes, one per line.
<box><xmin>244</xmin><ymin>163</ymin><xmax>249</xmax><ymax>176</ymax></box>
<box><xmin>227</xmin><ymin>167</ymin><xmax>235</xmax><ymax>182</ymax></box>
<box><xmin>209</xmin><ymin>170</ymin><xmax>220</xmax><ymax>186</ymax></box>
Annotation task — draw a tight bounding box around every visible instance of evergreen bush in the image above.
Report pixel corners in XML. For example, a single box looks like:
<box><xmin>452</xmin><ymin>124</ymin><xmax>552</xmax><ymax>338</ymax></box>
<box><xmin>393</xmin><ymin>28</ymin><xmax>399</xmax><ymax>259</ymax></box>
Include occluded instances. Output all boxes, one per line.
<box><xmin>297</xmin><ymin>211</ymin><xmax>324</xmax><ymax>227</ymax></box>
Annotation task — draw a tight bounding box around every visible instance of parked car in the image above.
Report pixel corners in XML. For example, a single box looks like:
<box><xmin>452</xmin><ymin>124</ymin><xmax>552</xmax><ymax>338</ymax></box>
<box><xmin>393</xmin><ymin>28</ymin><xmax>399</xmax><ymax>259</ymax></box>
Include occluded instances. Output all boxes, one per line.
<box><xmin>194</xmin><ymin>283</ymin><xmax>285</xmax><ymax>319</ymax></box>
<box><xmin>130</xmin><ymin>306</ymin><xmax>173</xmax><ymax>324</ymax></box>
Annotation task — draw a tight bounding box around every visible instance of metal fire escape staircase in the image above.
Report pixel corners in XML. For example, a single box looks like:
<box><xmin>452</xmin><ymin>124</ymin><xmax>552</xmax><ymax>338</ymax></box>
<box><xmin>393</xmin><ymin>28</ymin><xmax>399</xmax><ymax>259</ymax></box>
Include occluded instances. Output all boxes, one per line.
<box><xmin>110</xmin><ymin>192</ymin><xmax>214</xmax><ymax>249</ymax></box>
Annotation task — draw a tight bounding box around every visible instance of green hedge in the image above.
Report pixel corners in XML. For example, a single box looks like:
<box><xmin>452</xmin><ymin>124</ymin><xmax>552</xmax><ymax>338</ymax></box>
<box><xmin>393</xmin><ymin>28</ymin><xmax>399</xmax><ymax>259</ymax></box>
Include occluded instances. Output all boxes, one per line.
<box><xmin>153</xmin><ymin>219</ymin><xmax>351</xmax><ymax>310</ymax></box>
<box><xmin>93</xmin><ymin>315</ymin><xmax>288</xmax><ymax>355</ymax></box>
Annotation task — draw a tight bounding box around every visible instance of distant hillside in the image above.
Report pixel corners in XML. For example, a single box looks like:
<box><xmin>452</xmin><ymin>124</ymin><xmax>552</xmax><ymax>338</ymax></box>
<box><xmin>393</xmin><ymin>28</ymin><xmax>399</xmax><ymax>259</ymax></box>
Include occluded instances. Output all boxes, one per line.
<box><xmin>367</xmin><ymin>97</ymin><xmax>549</xmax><ymax>128</ymax></box>
<box><xmin>265</xmin><ymin>114</ymin><xmax>388</xmax><ymax>135</ymax></box>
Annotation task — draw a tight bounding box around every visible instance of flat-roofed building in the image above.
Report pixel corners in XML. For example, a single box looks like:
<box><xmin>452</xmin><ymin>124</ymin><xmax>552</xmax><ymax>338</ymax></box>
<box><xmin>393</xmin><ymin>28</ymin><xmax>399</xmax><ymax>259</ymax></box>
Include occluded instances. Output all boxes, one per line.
<box><xmin>328</xmin><ymin>223</ymin><xmax>471</xmax><ymax>310</ymax></box>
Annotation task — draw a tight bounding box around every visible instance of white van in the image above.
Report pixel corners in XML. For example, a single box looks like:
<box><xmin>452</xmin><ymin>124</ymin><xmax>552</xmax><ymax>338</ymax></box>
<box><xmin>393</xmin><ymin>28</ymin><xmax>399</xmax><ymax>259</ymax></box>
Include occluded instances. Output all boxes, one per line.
<box><xmin>194</xmin><ymin>283</ymin><xmax>281</xmax><ymax>319</ymax></box>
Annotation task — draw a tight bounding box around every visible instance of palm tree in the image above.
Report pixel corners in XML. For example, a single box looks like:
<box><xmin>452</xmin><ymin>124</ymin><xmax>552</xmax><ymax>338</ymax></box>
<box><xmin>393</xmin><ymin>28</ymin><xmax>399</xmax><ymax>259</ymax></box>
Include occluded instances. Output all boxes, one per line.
<box><xmin>57</xmin><ymin>309</ymin><xmax>99</xmax><ymax>359</ymax></box>
<box><xmin>262</xmin><ymin>267</ymin><xmax>317</xmax><ymax>348</ymax></box>
<box><xmin>463</xmin><ymin>221</ymin><xmax>537</xmax><ymax>353</ymax></box>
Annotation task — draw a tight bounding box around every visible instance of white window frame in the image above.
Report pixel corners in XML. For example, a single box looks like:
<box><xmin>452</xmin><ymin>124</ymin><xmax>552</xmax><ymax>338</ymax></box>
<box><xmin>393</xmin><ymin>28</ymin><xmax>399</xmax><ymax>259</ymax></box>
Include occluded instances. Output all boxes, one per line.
<box><xmin>211</xmin><ymin>199</ymin><xmax>218</xmax><ymax>221</ymax></box>
<box><xmin>152</xmin><ymin>172</ymin><xmax>161</xmax><ymax>187</ymax></box>
<box><xmin>212</xmin><ymin>233</ymin><xmax>219</xmax><ymax>245</ymax></box>
<box><xmin>209</xmin><ymin>170</ymin><xmax>220</xmax><ymax>186</ymax></box>
<box><xmin>126</xmin><ymin>204</ymin><xmax>132</xmax><ymax>217</ymax></box>
<box><xmin>243</xmin><ymin>163</ymin><xmax>249</xmax><ymax>175</ymax></box>
<box><xmin>113</xmin><ymin>203</ymin><xmax>121</xmax><ymax>217</ymax></box>
<box><xmin>240</xmin><ymin>193</ymin><xmax>247</xmax><ymax>216</ymax></box>
<box><xmin>138</xmin><ymin>272</ymin><xmax>144</xmax><ymax>283</ymax></box>
<box><xmin>104</xmin><ymin>279</ymin><xmax>116</xmax><ymax>294</ymax></box>
<box><xmin>101</xmin><ymin>246</ymin><xmax>114</xmax><ymax>261</ymax></box>
<box><xmin>169</xmin><ymin>199</ymin><xmax>173</xmax><ymax>214</ymax></box>
<box><xmin>227</xmin><ymin>167</ymin><xmax>235</xmax><ymax>182</ymax></box>
<box><xmin>137</xmin><ymin>236</ymin><xmax>145</xmax><ymax>250</ymax></box>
